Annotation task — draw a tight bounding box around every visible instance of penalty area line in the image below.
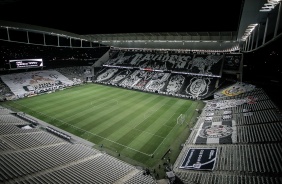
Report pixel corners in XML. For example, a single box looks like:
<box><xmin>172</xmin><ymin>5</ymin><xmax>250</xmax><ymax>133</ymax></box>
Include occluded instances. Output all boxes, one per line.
<box><xmin>82</xmin><ymin>131</ymin><xmax>151</xmax><ymax>157</ymax></box>
<box><xmin>151</xmin><ymin>112</ymin><xmax>178</xmax><ymax>156</ymax></box>
<box><xmin>9</xmin><ymin>101</ymin><xmax>151</xmax><ymax>157</ymax></box>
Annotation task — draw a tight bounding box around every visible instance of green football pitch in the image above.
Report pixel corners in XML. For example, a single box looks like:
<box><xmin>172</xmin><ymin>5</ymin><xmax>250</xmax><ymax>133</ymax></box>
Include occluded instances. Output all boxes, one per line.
<box><xmin>2</xmin><ymin>83</ymin><xmax>203</xmax><ymax>169</ymax></box>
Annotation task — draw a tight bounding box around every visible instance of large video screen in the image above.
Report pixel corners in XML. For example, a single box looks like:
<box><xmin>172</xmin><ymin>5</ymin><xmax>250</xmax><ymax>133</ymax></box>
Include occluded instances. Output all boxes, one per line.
<box><xmin>9</xmin><ymin>59</ymin><xmax>43</xmax><ymax>69</ymax></box>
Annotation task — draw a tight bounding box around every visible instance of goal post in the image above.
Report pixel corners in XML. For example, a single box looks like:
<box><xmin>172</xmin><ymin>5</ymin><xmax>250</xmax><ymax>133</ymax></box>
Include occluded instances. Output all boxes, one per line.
<box><xmin>177</xmin><ymin>114</ymin><xmax>186</xmax><ymax>125</ymax></box>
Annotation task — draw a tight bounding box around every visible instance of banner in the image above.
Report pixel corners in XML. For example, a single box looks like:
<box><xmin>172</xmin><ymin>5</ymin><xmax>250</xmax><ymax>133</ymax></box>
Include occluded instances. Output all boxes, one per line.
<box><xmin>179</xmin><ymin>148</ymin><xmax>217</xmax><ymax>171</ymax></box>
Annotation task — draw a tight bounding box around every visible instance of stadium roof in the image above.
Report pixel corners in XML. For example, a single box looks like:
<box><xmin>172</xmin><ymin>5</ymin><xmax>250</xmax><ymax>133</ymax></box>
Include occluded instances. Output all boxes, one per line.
<box><xmin>0</xmin><ymin>0</ymin><xmax>281</xmax><ymax>51</ymax></box>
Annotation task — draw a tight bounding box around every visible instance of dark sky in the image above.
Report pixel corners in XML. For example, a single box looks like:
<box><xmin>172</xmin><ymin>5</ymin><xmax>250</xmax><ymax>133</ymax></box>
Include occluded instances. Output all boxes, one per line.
<box><xmin>0</xmin><ymin>0</ymin><xmax>244</xmax><ymax>35</ymax></box>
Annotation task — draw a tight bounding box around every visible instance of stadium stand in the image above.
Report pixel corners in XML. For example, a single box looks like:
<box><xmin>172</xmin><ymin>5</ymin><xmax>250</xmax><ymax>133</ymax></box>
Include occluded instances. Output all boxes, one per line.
<box><xmin>0</xmin><ymin>44</ymin><xmax>281</xmax><ymax>183</ymax></box>
<box><xmin>93</xmin><ymin>49</ymin><xmax>226</xmax><ymax>100</ymax></box>
<box><xmin>0</xmin><ymin>1</ymin><xmax>281</xmax><ymax>181</ymax></box>
<box><xmin>0</xmin><ymin>106</ymin><xmax>156</xmax><ymax>184</ymax></box>
<box><xmin>222</xmin><ymin>54</ymin><xmax>242</xmax><ymax>71</ymax></box>
<box><xmin>0</xmin><ymin>69</ymin><xmax>75</xmax><ymax>98</ymax></box>
<box><xmin>173</xmin><ymin>85</ymin><xmax>282</xmax><ymax>184</ymax></box>
<box><xmin>0</xmin><ymin>41</ymin><xmax>109</xmax><ymax>65</ymax></box>
<box><xmin>0</xmin><ymin>78</ymin><xmax>14</xmax><ymax>101</ymax></box>
<box><xmin>0</xmin><ymin>43</ymin><xmax>280</xmax><ymax>183</ymax></box>
<box><xmin>56</xmin><ymin>66</ymin><xmax>93</xmax><ymax>83</ymax></box>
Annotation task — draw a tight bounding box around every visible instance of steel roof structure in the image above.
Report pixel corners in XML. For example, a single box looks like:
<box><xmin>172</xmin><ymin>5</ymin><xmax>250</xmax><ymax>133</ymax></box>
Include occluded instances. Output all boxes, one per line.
<box><xmin>0</xmin><ymin>0</ymin><xmax>281</xmax><ymax>52</ymax></box>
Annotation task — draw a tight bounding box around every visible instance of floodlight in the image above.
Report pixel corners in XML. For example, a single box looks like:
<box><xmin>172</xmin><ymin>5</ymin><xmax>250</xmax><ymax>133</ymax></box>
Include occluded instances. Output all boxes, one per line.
<box><xmin>260</xmin><ymin>9</ymin><xmax>272</xmax><ymax>12</ymax></box>
<box><xmin>264</xmin><ymin>3</ymin><xmax>275</xmax><ymax>7</ymax></box>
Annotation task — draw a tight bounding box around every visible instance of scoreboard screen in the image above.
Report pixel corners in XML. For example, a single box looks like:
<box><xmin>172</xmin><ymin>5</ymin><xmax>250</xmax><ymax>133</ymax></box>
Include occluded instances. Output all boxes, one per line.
<box><xmin>9</xmin><ymin>59</ymin><xmax>43</xmax><ymax>70</ymax></box>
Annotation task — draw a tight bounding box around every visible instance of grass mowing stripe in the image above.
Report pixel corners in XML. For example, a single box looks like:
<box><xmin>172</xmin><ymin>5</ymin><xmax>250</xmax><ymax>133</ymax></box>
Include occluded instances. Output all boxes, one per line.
<box><xmin>184</xmin><ymin>101</ymin><xmax>199</xmax><ymax>121</ymax></box>
<box><xmin>134</xmin><ymin>98</ymin><xmax>189</xmax><ymax>132</ymax></box>
<box><xmin>18</xmin><ymin>85</ymin><xmax>98</xmax><ymax>108</ymax></box>
<box><xmin>57</xmin><ymin>92</ymin><xmax>153</xmax><ymax>138</ymax></box>
<box><xmin>136</xmin><ymin>100</ymin><xmax>190</xmax><ymax>131</ymax></box>
<box><xmin>14</xmin><ymin>94</ymin><xmax>100</xmax><ymax>123</ymax></box>
<box><xmin>153</xmin><ymin>113</ymin><xmax>180</xmax><ymax>138</ymax></box>
<box><xmin>128</xmin><ymin>130</ymin><xmax>164</xmax><ymax>154</ymax></box>
<box><xmin>150</xmin><ymin>118</ymin><xmax>183</xmax><ymax>156</ymax></box>
<box><xmin>23</xmin><ymin>85</ymin><xmax>124</xmax><ymax>113</ymax></box>
<box><xmin>149</xmin><ymin>103</ymin><xmax>201</xmax><ymax>161</ymax></box>
<box><xmin>133</xmin><ymin>99</ymin><xmax>179</xmax><ymax>130</ymax></box>
<box><xmin>90</xmin><ymin>95</ymin><xmax>165</xmax><ymax>142</ymax></box>
<box><xmin>28</xmin><ymin>83</ymin><xmax>119</xmax><ymax>108</ymax></box>
<box><xmin>60</xmin><ymin>99</ymin><xmax>125</xmax><ymax>129</ymax></box>
<box><xmin>162</xmin><ymin>101</ymin><xmax>193</xmax><ymax>128</ymax></box>
<box><xmin>1</xmin><ymin>83</ymin><xmax>202</xmax><ymax>169</ymax></box>
<box><xmin>127</xmin><ymin>101</ymin><xmax>182</xmax><ymax>152</ymax></box>
<box><xmin>42</xmin><ymin>89</ymin><xmax>127</xmax><ymax>120</ymax></box>
<box><xmin>105</xmin><ymin>97</ymin><xmax>170</xmax><ymax>142</ymax></box>
<box><xmin>84</xmin><ymin>95</ymin><xmax>165</xmax><ymax>150</ymax></box>
<box><xmin>84</xmin><ymin>90</ymin><xmax>159</xmax><ymax>126</ymax></box>
<box><xmin>61</xmin><ymin>91</ymin><xmax>189</xmax><ymax>155</ymax></box>
<box><xmin>5</xmin><ymin>101</ymin><xmax>52</xmax><ymax>121</ymax></box>
<box><xmin>133</xmin><ymin>102</ymin><xmax>197</xmax><ymax>160</ymax></box>
<box><xmin>31</xmin><ymin>84</ymin><xmax>129</xmax><ymax>121</ymax></box>
<box><xmin>51</xmin><ymin>92</ymin><xmax>124</xmax><ymax>119</ymax></box>
<box><xmin>69</xmin><ymin>91</ymin><xmax>154</xmax><ymax>130</ymax></box>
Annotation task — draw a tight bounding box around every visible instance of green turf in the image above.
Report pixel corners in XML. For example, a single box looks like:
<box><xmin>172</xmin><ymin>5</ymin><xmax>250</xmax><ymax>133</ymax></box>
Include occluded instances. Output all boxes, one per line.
<box><xmin>1</xmin><ymin>83</ymin><xmax>202</xmax><ymax>170</ymax></box>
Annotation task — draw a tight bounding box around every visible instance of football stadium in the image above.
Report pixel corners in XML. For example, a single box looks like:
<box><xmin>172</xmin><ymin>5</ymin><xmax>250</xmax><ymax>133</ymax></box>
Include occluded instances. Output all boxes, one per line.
<box><xmin>0</xmin><ymin>0</ymin><xmax>282</xmax><ymax>184</ymax></box>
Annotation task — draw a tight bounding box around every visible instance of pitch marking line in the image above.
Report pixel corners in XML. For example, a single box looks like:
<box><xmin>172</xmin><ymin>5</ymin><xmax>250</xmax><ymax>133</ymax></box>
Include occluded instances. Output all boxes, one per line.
<box><xmin>151</xmin><ymin>112</ymin><xmax>180</xmax><ymax>156</ymax></box>
<box><xmin>10</xmin><ymin>101</ymin><xmax>152</xmax><ymax>157</ymax></box>
<box><xmin>135</xmin><ymin>102</ymin><xmax>167</xmax><ymax>129</ymax></box>
<box><xmin>9</xmin><ymin>101</ymin><xmax>71</xmax><ymax>126</ymax></box>
<box><xmin>64</xmin><ymin>123</ymin><xmax>151</xmax><ymax>156</ymax></box>
<box><xmin>10</xmin><ymin>99</ymin><xmax>185</xmax><ymax>157</ymax></box>
<box><xmin>131</xmin><ymin>111</ymin><xmax>176</xmax><ymax>140</ymax></box>
<box><xmin>133</xmin><ymin>127</ymin><xmax>166</xmax><ymax>139</ymax></box>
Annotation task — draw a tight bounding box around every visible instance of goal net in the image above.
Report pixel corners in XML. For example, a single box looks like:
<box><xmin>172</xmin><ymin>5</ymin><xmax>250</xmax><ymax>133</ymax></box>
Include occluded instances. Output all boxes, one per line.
<box><xmin>177</xmin><ymin>114</ymin><xmax>186</xmax><ymax>125</ymax></box>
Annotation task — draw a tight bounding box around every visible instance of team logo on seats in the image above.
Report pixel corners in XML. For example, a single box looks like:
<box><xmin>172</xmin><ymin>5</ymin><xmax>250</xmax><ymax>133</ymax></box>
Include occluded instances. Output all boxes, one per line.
<box><xmin>96</xmin><ymin>68</ymin><xmax>118</xmax><ymax>82</ymax></box>
<box><xmin>186</xmin><ymin>77</ymin><xmax>210</xmax><ymax>98</ymax></box>
<box><xmin>199</xmin><ymin>125</ymin><xmax>233</xmax><ymax>138</ymax></box>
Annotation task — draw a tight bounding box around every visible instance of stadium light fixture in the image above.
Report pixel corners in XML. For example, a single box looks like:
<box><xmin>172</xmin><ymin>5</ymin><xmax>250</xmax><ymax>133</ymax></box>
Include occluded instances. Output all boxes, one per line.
<box><xmin>241</xmin><ymin>24</ymin><xmax>258</xmax><ymax>41</ymax></box>
<box><xmin>260</xmin><ymin>0</ymin><xmax>281</xmax><ymax>12</ymax></box>
<box><xmin>260</xmin><ymin>9</ymin><xmax>272</xmax><ymax>12</ymax></box>
<box><xmin>264</xmin><ymin>3</ymin><xmax>275</xmax><ymax>8</ymax></box>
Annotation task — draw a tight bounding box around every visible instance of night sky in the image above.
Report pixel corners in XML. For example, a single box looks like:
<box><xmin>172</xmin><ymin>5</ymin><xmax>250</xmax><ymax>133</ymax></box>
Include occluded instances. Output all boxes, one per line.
<box><xmin>0</xmin><ymin>0</ymin><xmax>244</xmax><ymax>35</ymax></box>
